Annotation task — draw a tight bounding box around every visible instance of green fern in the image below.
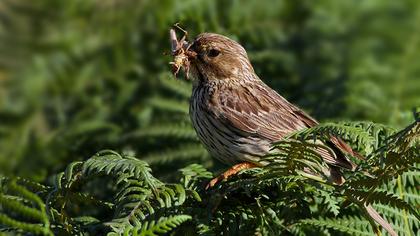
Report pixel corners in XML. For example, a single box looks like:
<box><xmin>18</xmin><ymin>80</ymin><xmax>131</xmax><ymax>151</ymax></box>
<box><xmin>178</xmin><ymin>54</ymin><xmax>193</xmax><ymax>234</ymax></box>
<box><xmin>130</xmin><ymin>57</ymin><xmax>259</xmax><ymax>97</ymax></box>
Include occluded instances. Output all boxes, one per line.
<box><xmin>299</xmin><ymin>216</ymin><xmax>374</xmax><ymax>236</ymax></box>
<box><xmin>82</xmin><ymin>150</ymin><xmax>159</xmax><ymax>190</ymax></box>
<box><xmin>1</xmin><ymin>119</ymin><xmax>418</xmax><ymax>235</ymax></box>
<box><xmin>0</xmin><ymin>178</ymin><xmax>53</xmax><ymax>235</ymax></box>
<box><xmin>108</xmin><ymin>215</ymin><xmax>192</xmax><ymax>236</ymax></box>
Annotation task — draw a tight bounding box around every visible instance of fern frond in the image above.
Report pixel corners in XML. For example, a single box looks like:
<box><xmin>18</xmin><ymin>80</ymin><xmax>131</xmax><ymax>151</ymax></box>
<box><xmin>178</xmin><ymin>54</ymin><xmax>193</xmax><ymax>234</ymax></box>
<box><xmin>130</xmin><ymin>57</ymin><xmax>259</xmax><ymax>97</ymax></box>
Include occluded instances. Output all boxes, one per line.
<box><xmin>158</xmin><ymin>74</ymin><xmax>192</xmax><ymax>98</ymax></box>
<box><xmin>375</xmin><ymin>119</ymin><xmax>419</xmax><ymax>154</ymax></box>
<box><xmin>399</xmin><ymin>170</ymin><xmax>420</xmax><ymax>188</ymax></box>
<box><xmin>143</xmin><ymin>144</ymin><xmax>208</xmax><ymax>165</ymax></box>
<box><xmin>108</xmin><ymin>165</ymin><xmax>200</xmax><ymax>235</ymax></box>
<box><xmin>373</xmin><ymin>203</ymin><xmax>420</xmax><ymax>226</ymax></box>
<box><xmin>0</xmin><ymin>213</ymin><xmax>52</xmax><ymax>236</ymax></box>
<box><xmin>338</xmin><ymin>121</ymin><xmax>396</xmax><ymax>149</ymax></box>
<box><xmin>299</xmin><ymin>216</ymin><xmax>374</xmax><ymax>236</ymax></box>
<box><xmin>402</xmin><ymin>187</ymin><xmax>420</xmax><ymax>205</ymax></box>
<box><xmin>148</xmin><ymin>97</ymin><xmax>189</xmax><ymax>114</ymax></box>
<box><xmin>284</xmin><ymin>122</ymin><xmax>376</xmax><ymax>155</ymax></box>
<box><xmin>0</xmin><ymin>195</ymin><xmax>44</xmax><ymax>222</ymax></box>
<box><xmin>317</xmin><ymin>189</ymin><xmax>341</xmax><ymax>216</ymax></box>
<box><xmin>82</xmin><ymin>150</ymin><xmax>160</xmax><ymax>190</ymax></box>
<box><xmin>138</xmin><ymin>215</ymin><xmax>191</xmax><ymax>235</ymax></box>
<box><xmin>179</xmin><ymin>164</ymin><xmax>213</xmax><ymax>189</ymax></box>
<box><xmin>0</xmin><ymin>179</ymin><xmax>53</xmax><ymax>236</ymax></box>
<box><xmin>108</xmin><ymin>214</ymin><xmax>191</xmax><ymax>236</ymax></box>
<box><xmin>124</xmin><ymin>124</ymin><xmax>197</xmax><ymax>140</ymax></box>
<box><xmin>373</xmin><ymin>204</ymin><xmax>419</xmax><ymax>233</ymax></box>
<box><xmin>344</xmin><ymin>189</ymin><xmax>420</xmax><ymax>220</ymax></box>
<box><xmin>270</xmin><ymin>140</ymin><xmax>331</xmax><ymax>181</ymax></box>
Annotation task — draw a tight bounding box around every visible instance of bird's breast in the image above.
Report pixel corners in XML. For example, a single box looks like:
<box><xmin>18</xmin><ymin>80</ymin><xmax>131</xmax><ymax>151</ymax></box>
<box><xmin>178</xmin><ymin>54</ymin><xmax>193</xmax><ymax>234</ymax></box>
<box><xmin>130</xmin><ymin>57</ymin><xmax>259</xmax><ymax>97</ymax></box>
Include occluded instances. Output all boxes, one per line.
<box><xmin>189</xmin><ymin>84</ymin><xmax>270</xmax><ymax>165</ymax></box>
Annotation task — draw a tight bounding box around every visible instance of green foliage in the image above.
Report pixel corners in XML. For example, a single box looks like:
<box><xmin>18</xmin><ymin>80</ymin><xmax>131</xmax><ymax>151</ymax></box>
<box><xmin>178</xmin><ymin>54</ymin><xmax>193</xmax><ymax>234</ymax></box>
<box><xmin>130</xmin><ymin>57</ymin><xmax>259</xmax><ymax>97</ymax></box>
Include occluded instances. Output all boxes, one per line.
<box><xmin>1</xmin><ymin>0</ymin><xmax>419</xmax><ymax>180</ymax></box>
<box><xmin>299</xmin><ymin>217</ymin><xmax>374</xmax><ymax>236</ymax></box>
<box><xmin>1</xmin><ymin>120</ymin><xmax>418</xmax><ymax>235</ymax></box>
<box><xmin>0</xmin><ymin>1</ymin><xmax>419</xmax><ymax>235</ymax></box>
<box><xmin>107</xmin><ymin>215</ymin><xmax>192</xmax><ymax>236</ymax></box>
<box><xmin>0</xmin><ymin>178</ymin><xmax>52</xmax><ymax>235</ymax></box>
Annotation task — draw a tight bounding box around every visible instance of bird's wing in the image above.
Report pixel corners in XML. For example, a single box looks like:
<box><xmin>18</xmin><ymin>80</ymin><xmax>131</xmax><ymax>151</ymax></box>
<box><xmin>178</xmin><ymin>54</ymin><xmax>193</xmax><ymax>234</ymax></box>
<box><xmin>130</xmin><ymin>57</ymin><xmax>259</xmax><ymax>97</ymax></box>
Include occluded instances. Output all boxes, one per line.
<box><xmin>211</xmin><ymin>80</ymin><xmax>358</xmax><ymax>170</ymax></box>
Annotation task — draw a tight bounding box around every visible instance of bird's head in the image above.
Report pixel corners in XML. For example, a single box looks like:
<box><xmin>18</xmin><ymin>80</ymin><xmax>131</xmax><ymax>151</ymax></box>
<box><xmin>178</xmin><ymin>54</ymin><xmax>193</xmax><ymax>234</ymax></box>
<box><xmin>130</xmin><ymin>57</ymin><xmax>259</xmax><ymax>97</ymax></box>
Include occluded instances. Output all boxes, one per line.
<box><xmin>187</xmin><ymin>33</ymin><xmax>254</xmax><ymax>82</ymax></box>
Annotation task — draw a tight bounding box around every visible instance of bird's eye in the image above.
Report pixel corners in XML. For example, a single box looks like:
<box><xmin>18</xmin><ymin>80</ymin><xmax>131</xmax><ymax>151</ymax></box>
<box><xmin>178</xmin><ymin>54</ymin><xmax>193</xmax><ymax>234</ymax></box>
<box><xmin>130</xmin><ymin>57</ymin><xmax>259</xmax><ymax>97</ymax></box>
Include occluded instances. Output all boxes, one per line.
<box><xmin>207</xmin><ymin>49</ymin><xmax>220</xmax><ymax>58</ymax></box>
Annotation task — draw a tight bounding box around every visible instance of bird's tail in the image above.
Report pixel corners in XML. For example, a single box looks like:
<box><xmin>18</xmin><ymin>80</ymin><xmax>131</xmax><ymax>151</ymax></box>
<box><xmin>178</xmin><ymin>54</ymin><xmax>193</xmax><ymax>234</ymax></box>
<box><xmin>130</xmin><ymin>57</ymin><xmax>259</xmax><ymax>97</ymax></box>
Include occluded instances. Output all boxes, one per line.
<box><xmin>364</xmin><ymin>204</ymin><xmax>398</xmax><ymax>236</ymax></box>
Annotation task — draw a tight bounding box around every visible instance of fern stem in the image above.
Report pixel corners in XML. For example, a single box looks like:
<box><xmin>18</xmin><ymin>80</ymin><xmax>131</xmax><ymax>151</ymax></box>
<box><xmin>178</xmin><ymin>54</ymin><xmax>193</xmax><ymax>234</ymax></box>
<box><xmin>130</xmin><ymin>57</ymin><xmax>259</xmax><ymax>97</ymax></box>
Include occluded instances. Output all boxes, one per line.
<box><xmin>397</xmin><ymin>175</ymin><xmax>412</xmax><ymax>236</ymax></box>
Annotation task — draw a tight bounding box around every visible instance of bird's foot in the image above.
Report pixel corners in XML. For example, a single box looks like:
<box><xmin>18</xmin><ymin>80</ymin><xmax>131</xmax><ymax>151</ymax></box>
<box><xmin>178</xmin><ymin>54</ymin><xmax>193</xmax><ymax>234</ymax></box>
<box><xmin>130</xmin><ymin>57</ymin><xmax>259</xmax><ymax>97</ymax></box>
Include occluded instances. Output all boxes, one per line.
<box><xmin>206</xmin><ymin>162</ymin><xmax>258</xmax><ymax>190</ymax></box>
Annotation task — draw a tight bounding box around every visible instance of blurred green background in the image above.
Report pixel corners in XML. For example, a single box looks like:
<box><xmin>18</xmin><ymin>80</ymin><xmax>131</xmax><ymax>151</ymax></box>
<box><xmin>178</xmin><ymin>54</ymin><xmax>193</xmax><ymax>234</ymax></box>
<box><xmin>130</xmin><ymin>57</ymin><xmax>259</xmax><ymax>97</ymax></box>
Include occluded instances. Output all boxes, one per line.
<box><xmin>0</xmin><ymin>0</ymin><xmax>419</xmax><ymax>182</ymax></box>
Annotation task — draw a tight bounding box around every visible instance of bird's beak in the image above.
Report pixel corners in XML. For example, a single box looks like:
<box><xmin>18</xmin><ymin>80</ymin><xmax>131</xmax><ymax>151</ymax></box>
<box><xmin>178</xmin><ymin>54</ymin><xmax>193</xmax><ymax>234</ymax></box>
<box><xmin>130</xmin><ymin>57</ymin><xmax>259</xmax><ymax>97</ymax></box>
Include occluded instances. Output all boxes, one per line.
<box><xmin>186</xmin><ymin>42</ymin><xmax>198</xmax><ymax>60</ymax></box>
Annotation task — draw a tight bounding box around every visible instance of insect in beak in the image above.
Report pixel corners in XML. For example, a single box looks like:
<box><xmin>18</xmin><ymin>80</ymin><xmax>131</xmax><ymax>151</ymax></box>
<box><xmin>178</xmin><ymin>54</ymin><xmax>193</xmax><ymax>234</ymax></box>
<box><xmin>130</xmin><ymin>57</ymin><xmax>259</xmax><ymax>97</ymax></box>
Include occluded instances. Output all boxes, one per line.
<box><xmin>169</xmin><ymin>23</ymin><xmax>196</xmax><ymax>79</ymax></box>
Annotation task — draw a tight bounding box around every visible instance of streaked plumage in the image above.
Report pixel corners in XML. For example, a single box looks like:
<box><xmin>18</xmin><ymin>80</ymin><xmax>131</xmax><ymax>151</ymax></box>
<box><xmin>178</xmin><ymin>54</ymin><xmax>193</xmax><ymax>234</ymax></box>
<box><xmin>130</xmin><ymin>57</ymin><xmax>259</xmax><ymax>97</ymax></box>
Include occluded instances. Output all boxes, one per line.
<box><xmin>183</xmin><ymin>32</ymin><xmax>396</xmax><ymax>236</ymax></box>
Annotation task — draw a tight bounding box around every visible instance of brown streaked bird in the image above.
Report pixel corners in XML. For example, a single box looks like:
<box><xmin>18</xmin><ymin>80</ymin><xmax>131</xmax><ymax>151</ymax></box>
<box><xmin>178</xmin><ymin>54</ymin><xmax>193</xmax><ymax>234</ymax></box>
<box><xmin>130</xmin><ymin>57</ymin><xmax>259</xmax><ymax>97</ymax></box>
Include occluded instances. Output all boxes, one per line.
<box><xmin>175</xmin><ymin>32</ymin><xmax>396</xmax><ymax>236</ymax></box>
<box><xmin>188</xmin><ymin>33</ymin><xmax>358</xmax><ymax>185</ymax></box>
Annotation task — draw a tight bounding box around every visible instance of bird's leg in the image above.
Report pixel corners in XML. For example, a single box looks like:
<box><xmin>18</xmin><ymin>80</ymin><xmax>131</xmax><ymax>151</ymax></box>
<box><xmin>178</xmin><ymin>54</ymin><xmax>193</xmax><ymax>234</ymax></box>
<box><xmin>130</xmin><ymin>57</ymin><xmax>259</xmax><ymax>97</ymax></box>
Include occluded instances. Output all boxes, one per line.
<box><xmin>206</xmin><ymin>162</ymin><xmax>258</xmax><ymax>189</ymax></box>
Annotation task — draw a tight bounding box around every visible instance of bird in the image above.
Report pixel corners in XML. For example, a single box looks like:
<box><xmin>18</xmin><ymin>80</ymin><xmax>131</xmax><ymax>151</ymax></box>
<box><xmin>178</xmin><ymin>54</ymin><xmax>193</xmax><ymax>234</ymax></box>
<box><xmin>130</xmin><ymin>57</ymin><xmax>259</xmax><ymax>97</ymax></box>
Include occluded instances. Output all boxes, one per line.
<box><xmin>187</xmin><ymin>33</ymin><xmax>358</xmax><ymax>185</ymax></box>
<box><xmin>179</xmin><ymin>32</ymin><xmax>397</xmax><ymax>236</ymax></box>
